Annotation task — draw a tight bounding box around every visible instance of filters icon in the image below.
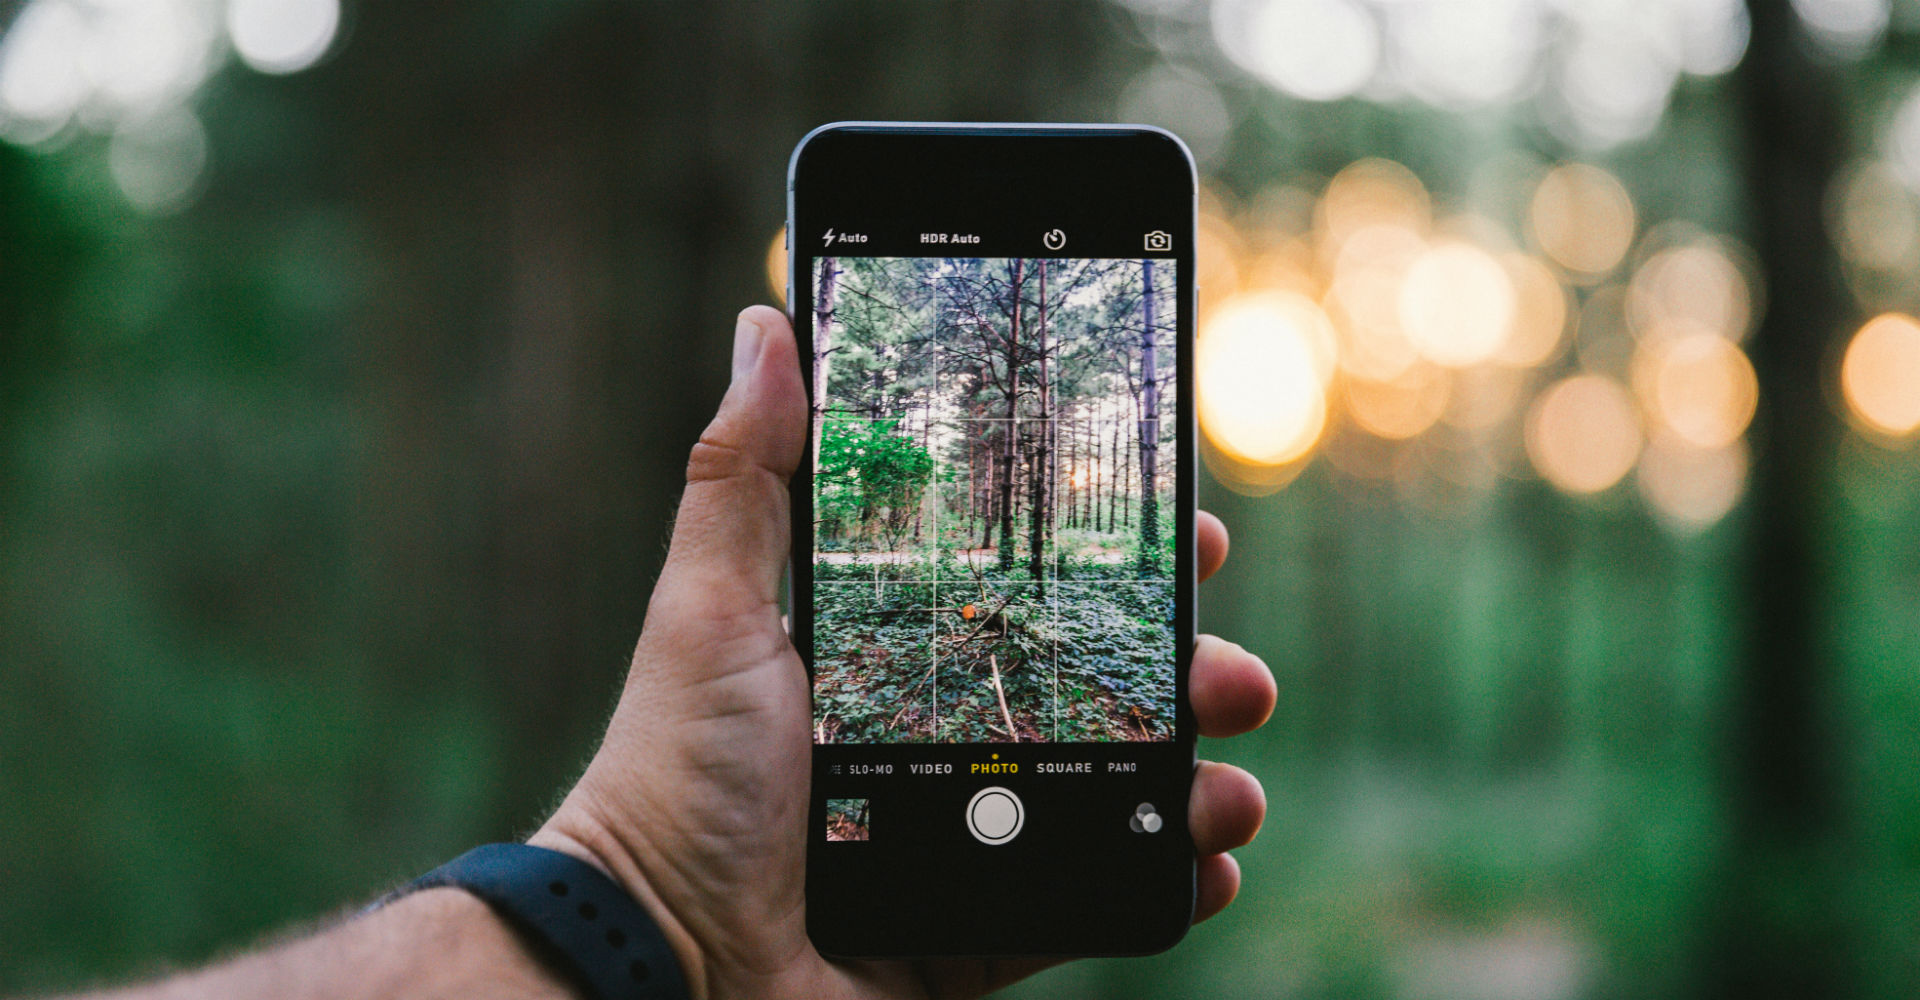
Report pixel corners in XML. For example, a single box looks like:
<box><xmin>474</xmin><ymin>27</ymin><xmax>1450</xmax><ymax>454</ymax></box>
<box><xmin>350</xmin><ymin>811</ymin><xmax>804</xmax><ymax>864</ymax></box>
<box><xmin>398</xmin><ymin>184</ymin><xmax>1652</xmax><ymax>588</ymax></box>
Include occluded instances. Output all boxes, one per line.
<box><xmin>1129</xmin><ymin>802</ymin><xmax>1163</xmax><ymax>834</ymax></box>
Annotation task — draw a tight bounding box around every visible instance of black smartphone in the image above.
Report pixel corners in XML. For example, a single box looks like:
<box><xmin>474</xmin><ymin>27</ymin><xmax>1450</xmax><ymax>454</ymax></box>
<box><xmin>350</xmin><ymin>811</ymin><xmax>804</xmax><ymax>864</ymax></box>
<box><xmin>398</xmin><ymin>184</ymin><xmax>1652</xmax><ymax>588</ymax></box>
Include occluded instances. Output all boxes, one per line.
<box><xmin>787</xmin><ymin>123</ymin><xmax>1196</xmax><ymax>958</ymax></box>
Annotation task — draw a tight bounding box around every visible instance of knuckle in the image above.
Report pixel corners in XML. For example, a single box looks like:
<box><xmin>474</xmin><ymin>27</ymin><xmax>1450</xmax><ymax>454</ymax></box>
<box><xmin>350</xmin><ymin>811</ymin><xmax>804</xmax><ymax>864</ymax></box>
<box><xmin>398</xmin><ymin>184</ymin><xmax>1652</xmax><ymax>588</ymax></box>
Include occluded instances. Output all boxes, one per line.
<box><xmin>685</xmin><ymin>436</ymin><xmax>752</xmax><ymax>484</ymax></box>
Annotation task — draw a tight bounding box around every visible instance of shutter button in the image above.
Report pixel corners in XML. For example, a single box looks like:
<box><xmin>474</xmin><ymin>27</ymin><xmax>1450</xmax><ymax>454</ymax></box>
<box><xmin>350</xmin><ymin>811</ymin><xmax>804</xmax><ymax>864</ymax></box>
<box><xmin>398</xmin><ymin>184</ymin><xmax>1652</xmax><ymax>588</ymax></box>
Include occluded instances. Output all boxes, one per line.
<box><xmin>966</xmin><ymin>787</ymin><xmax>1024</xmax><ymax>845</ymax></box>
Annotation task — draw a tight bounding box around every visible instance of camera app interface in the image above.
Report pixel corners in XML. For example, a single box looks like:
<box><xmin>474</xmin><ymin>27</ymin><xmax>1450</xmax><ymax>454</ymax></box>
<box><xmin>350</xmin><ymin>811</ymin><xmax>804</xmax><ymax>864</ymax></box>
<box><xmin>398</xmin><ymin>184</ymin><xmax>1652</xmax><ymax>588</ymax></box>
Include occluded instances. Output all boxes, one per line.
<box><xmin>809</xmin><ymin>255</ymin><xmax>1178</xmax><ymax>746</ymax></box>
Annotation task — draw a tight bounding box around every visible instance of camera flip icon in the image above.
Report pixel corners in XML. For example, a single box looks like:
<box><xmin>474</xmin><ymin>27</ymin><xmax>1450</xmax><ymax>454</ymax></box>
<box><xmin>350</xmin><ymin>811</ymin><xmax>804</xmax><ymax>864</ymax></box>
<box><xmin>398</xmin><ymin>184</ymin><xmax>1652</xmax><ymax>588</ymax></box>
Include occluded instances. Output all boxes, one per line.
<box><xmin>1143</xmin><ymin>230</ymin><xmax>1172</xmax><ymax>252</ymax></box>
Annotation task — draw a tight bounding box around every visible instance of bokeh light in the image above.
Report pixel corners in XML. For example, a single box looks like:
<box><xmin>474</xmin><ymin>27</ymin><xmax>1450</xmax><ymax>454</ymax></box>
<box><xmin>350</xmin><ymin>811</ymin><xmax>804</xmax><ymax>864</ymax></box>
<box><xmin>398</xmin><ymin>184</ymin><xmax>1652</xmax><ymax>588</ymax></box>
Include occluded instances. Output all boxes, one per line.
<box><xmin>1318</xmin><ymin>158</ymin><xmax>1431</xmax><ymax>253</ymax></box>
<box><xmin>1442</xmin><ymin>364</ymin><xmax>1527</xmax><ymax>432</ymax></box>
<box><xmin>1211</xmin><ymin>0</ymin><xmax>1379</xmax><ymax>103</ymax></box>
<box><xmin>1841</xmin><ymin>312</ymin><xmax>1920</xmax><ymax>439</ymax></box>
<box><xmin>1399</xmin><ymin>239</ymin><xmax>1516</xmax><ymax>368</ymax></box>
<box><xmin>1790</xmin><ymin>0</ymin><xmax>1890</xmax><ymax>59</ymax></box>
<box><xmin>0</xmin><ymin>1</ymin><xmax>88</xmax><ymax>144</ymax></box>
<box><xmin>1529</xmin><ymin>163</ymin><xmax>1636</xmax><ymax>277</ymax></box>
<box><xmin>107</xmin><ymin>106</ymin><xmax>208</xmax><ymax>214</ymax></box>
<box><xmin>1174</xmin><ymin>0</ymin><xmax>1748</xmax><ymax>151</ymax></box>
<box><xmin>1118</xmin><ymin>64</ymin><xmax>1232</xmax><ymax>165</ymax></box>
<box><xmin>1573</xmin><ymin>282</ymin><xmax>1635</xmax><ymax>375</ymax></box>
<box><xmin>1345</xmin><ymin>363</ymin><xmax>1450</xmax><ymax>441</ymax></box>
<box><xmin>1386</xmin><ymin>0</ymin><xmax>1542</xmax><ymax>110</ymax></box>
<box><xmin>1198</xmin><ymin>292</ymin><xmax>1334</xmax><ymax>466</ymax></box>
<box><xmin>228</xmin><ymin>0</ymin><xmax>341</xmax><ymax>76</ymax></box>
<box><xmin>1494</xmin><ymin>252</ymin><xmax>1570</xmax><ymax>367</ymax></box>
<box><xmin>1188</xmin><ymin>153</ymin><xmax>1758</xmax><ymax>502</ymax></box>
<box><xmin>1826</xmin><ymin>159</ymin><xmax>1918</xmax><ymax>273</ymax></box>
<box><xmin>1197</xmin><ymin>209</ymin><xmax>1247</xmax><ymax>315</ymax></box>
<box><xmin>1241</xmin><ymin>242</ymin><xmax>1318</xmax><ymax>299</ymax></box>
<box><xmin>1632</xmin><ymin>331</ymin><xmax>1758</xmax><ymax>449</ymax></box>
<box><xmin>1525</xmin><ymin>374</ymin><xmax>1643</xmax><ymax>494</ymax></box>
<box><xmin>1326</xmin><ymin>222</ymin><xmax>1425</xmax><ymax>379</ymax></box>
<box><xmin>0</xmin><ymin>0</ymin><xmax>220</xmax><ymax>146</ymax></box>
<box><xmin>1626</xmin><ymin>235</ymin><xmax>1753</xmax><ymax>343</ymax></box>
<box><xmin>1887</xmin><ymin>82</ymin><xmax>1920</xmax><ymax>191</ymax></box>
<box><xmin>1669</xmin><ymin>0</ymin><xmax>1752</xmax><ymax>76</ymax></box>
<box><xmin>1637</xmin><ymin>431</ymin><xmax>1749</xmax><ymax>531</ymax></box>
<box><xmin>1549</xmin><ymin>22</ymin><xmax>1681</xmax><ymax>147</ymax></box>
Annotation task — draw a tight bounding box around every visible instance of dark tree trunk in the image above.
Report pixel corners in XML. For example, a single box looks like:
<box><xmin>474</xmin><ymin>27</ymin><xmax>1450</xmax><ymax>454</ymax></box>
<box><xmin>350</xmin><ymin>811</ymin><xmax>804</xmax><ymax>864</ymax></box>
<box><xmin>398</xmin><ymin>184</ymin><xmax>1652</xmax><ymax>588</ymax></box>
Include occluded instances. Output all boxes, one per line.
<box><xmin>967</xmin><ymin>416</ymin><xmax>978</xmax><ymax>540</ymax></box>
<box><xmin>1028</xmin><ymin>259</ymin><xmax>1050</xmax><ymax>583</ymax></box>
<box><xmin>1705</xmin><ymin>2</ymin><xmax>1851</xmax><ymax>997</ymax></box>
<box><xmin>912</xmin><ymin>413</ymin><xmax>926</xmax><ymax>542</ymax></box>
<box><xmin>1106</xmin><ymin>416</ymin><xmax>1120</xmax><ymax>532</ymax></box>
<box><xmin>811</xmin><ymin>258</ymin><xmax>838</xmax><ymax>478</ymax></box>
<box><xmin>1119</xmin><ymin>404</ymin><xmax>1131</xmax><ymax>529</ymax></box>
<box><xmin>979</xmin><ymin>425</ymin><xmax>996</xmax><ymax>551</ymax></box>
<box><xmin>1136</xmin><ymin>259</ymin><xmax>1160</xmax><ymax>571</ymax></box>
<box><xmin>997</xmin><ymin>259</ymin><xmax>1025</xmax><ymax>573</ymax></box>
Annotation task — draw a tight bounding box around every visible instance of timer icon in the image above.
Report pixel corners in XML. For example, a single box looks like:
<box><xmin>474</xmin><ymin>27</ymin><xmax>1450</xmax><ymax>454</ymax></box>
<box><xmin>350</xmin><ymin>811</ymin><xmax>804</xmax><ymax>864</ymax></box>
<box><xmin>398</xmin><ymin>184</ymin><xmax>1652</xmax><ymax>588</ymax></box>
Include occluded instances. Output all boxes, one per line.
<box><xmin>1042</xmin><ymin>228</ymin><xmax>1066</xmax><ymax>251</ymax></box>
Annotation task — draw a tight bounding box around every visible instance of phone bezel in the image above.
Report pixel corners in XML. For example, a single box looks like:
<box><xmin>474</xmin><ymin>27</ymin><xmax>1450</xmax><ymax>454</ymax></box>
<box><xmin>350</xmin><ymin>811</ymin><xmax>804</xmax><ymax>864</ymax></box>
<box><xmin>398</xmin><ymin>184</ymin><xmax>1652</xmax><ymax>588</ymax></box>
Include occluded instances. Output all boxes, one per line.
<box><xmin>788</xmin><ymin>122</ymin><xmax>1199</xmax><ymax>958</ymax></box>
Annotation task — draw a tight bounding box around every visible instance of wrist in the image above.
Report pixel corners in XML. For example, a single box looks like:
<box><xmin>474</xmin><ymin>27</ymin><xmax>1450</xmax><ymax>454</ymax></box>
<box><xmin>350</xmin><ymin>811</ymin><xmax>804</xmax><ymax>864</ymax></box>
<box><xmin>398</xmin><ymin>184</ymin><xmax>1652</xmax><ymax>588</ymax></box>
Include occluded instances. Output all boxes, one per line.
<box><xmin>363</xmin><ymin>887</ymin><xmax>578</xmax><ymax>999</ymax></box>
<box><xmin>528</xmin><ymin>818</ymin><xmax>711</xmax><ymax>1000</ymax></box>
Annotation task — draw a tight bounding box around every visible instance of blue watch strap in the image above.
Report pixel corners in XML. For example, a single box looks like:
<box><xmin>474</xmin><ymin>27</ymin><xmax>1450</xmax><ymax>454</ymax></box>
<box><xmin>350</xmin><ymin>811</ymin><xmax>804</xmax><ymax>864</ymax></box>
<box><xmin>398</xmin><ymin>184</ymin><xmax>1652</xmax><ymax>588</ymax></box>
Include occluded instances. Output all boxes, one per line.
<box><xmin>402</xmin><ymin>843</ymin><xmax>690</xmax><ymax>1000</ymax></box>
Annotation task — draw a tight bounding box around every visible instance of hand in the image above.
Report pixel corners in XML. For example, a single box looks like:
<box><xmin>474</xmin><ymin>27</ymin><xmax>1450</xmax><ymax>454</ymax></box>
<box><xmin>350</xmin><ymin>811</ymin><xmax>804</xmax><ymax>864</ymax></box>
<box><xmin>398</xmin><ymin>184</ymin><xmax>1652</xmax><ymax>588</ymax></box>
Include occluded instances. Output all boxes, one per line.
<box><xmin>531</xmin><ymin>306</ymin><xmax>1275</xmax><ymax>1000</ymax></box>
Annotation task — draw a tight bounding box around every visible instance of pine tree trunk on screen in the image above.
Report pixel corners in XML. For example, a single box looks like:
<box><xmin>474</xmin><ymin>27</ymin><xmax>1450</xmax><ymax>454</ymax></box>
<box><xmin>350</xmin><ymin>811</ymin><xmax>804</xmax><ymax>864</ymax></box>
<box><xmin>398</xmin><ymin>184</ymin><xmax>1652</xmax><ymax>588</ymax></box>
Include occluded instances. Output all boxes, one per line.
<box><xmin>980</xmin><ymin>426</ymin><xmax>995</xmax><ymax>551</ymax></box>
<box><xmin>997</xmin><ymin>258</ymin><xmax>1025</xmax><ymax>574</ymax></box>
<box><xmin>811</xmin><ymin>258</ymin><xmax>837</xmax><ymax>478</ymax></box>
<box><xmin>1136</xmin><ymin>259</ymin><xmax>1159</xmax><ymax>571</ymax></box>
<box><xmin>1028</xmin><ymin>259</ymin><xmax>1050</xmax><ymax>584</ymax></box>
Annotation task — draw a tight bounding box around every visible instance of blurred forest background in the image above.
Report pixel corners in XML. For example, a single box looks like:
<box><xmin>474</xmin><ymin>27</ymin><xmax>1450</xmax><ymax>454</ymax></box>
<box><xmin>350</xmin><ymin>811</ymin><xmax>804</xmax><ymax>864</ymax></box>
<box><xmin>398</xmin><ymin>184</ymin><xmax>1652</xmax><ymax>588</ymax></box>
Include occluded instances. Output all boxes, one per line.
<box><xmin>2</xmin><ymin>1</ymin><xmax>1919</xmax><ymax>998</ymax></box>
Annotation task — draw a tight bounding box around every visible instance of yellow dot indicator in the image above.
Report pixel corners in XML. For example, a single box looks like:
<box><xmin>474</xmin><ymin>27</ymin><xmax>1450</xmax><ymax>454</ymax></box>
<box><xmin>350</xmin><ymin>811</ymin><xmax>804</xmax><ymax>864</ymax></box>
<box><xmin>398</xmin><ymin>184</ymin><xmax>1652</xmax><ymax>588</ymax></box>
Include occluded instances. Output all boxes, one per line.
<box><xmin>991</xmin><ymin>753</ymin><xmax>999</xmax><ymax>760</ymax></box>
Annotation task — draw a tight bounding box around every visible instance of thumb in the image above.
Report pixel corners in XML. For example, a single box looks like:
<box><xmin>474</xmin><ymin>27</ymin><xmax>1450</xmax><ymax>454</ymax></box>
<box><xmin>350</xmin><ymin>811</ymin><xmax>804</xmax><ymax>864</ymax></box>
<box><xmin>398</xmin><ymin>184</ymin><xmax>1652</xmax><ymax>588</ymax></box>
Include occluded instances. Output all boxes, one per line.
<box><xmin>650</xmin><ymin>306</ymin><xmax>808</xmax><ymax>627</ymax></box>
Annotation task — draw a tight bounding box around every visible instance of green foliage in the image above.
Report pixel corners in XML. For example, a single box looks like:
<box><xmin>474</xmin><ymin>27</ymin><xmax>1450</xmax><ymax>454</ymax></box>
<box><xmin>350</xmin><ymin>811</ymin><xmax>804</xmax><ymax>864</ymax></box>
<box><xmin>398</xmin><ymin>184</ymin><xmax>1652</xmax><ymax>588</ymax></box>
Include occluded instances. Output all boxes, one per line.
<box><xmin>816</xmin><ymin>419</ymin><xmax>932</xmax><ymax>549</ymax></box>
<box><xmin>1053</xmin><ymin>583</ymin><xmax>1175</xmax><ymax>741</ymax></box>
<box><xmin>1128</xmin><ymin>503</ymin><xmax>1176</xmax><ymax>576</ymax></box>
<box><xmin>810</xmin><ymin>579</ymin><xmax>1174</xmax><ymax>744</ymax></box>
<box><xmin>811</xmin><ymin>584</ymin><xmax>937</xmax><ymax>742</ymax></box>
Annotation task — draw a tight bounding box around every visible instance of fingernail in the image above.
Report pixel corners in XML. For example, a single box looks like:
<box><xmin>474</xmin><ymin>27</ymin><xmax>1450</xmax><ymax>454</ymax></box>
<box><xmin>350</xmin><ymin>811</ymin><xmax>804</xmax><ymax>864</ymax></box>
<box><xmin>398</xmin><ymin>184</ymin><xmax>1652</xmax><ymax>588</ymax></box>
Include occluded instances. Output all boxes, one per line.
<box><xmin>732</xmin><ymin>310</ymin><xmax>766</xmax><ymax>385</ymax></box>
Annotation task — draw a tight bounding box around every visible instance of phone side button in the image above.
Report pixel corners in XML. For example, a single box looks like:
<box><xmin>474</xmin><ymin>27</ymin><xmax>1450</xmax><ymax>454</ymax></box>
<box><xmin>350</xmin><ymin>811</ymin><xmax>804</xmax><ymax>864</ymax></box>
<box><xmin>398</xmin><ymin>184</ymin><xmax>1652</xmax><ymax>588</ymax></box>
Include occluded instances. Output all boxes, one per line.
<box><xmin>966</xmin><ymin>786</ymin><xmax>1024</xmax><ymax>845</ymax></box>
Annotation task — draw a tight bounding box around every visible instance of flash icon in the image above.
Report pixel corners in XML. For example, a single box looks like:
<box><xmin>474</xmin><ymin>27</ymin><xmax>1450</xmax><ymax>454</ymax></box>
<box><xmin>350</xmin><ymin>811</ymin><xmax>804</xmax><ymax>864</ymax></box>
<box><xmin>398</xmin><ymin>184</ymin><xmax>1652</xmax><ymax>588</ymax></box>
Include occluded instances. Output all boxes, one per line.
<box><xmin>822</xmin><ymin>228</ymin><xmax>836</xmax><ymax>248</ymax></box>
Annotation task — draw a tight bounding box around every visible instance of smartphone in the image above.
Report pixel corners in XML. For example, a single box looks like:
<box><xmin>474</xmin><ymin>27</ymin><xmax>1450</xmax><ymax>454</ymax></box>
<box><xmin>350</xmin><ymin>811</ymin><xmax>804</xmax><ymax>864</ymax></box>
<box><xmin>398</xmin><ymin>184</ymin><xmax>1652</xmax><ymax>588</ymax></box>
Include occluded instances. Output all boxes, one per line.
<box><xmin>788</xmin><ymin>123</ymin><xmax>1196</xmax><ymax>958</ymax></box>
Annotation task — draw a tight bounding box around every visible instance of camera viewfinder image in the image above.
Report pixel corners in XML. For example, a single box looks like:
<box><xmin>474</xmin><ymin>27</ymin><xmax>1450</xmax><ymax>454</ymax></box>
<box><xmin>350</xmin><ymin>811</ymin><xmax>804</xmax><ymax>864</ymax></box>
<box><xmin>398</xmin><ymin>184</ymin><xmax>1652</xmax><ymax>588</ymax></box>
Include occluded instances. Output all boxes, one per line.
<box><xmin>809</xmin><ymin>256</ymin><xmax>1177</xmax><ymax>745</ymax></box>
<box><xmin>826</xmin><ymin>798</ymin><xmax>870</xmax><ymax>842</ymax></box>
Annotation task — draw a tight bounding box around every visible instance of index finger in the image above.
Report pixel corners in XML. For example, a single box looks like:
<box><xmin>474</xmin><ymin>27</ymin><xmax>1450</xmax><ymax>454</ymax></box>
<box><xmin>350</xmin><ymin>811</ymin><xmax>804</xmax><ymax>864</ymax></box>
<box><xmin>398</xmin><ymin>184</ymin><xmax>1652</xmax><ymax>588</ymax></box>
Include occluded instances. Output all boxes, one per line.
<box><xmin>1199</xmin><ymin>509</ymin><xmax>1228</xmax><ymax>582</ymax></box>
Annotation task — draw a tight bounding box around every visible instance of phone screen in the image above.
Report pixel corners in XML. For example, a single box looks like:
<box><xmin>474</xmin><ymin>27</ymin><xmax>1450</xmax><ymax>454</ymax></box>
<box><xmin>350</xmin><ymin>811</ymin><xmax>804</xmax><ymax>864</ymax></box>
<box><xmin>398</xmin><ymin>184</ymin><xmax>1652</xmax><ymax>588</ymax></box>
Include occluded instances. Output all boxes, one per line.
<box><xmin>790</xmin><ymin>125</ymin><xmax>1195</xmax><ymax>957</ymax></box>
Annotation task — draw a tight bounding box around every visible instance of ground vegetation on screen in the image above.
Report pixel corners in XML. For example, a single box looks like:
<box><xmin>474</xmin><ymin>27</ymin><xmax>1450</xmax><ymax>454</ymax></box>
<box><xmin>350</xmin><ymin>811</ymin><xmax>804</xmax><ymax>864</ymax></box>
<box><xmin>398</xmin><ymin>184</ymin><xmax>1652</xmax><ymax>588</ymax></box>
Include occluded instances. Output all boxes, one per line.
<box><xmin>825</xmin><ymin>798</ymin><xmax>870</xmax><ymax>842</ymax></box>
<box><xmin>809</xmin><ymin>256</ymin><xmax>1176</xmax><ymax>744</ymax></box>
